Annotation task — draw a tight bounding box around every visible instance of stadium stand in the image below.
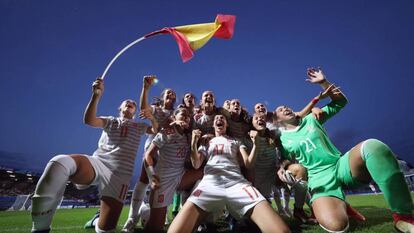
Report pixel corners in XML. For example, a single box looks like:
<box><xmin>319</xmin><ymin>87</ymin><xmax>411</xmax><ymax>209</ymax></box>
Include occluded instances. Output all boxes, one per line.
<box><xmin>0</xmin><ymin>166</ymin><xmax>100</xmax><ymax>210</ymax></box>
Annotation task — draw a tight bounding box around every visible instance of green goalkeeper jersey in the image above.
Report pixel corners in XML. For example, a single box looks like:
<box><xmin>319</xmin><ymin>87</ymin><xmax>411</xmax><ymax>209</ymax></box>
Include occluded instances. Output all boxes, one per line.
<box><xmin>279</xmin><ymin>99</ymin><xmax>348</xmax><ymax>178</ymax></box>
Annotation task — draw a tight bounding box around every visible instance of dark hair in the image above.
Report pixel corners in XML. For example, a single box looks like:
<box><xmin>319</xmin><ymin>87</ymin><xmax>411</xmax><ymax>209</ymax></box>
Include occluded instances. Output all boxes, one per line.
<box><xmin>159</xmin><ymin>88</ymin><xmax>176</xmax><ymax>107</ymax></box>
<box><xmin>181</xmin><ymin>92</ymin><xmax>196</xmax><ymax>107</ymax></box>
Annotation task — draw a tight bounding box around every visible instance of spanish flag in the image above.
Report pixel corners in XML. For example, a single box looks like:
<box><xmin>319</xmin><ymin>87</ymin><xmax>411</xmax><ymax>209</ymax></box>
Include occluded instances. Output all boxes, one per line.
<box><xmin>145</xmin><ymin>14</ymin><xmax>236</xmax><ymax>62</ymax></box>
<box><xmin>101</xmin><ymin>14</ymin><xmax>236</xmax><ymax>79</ymax></box>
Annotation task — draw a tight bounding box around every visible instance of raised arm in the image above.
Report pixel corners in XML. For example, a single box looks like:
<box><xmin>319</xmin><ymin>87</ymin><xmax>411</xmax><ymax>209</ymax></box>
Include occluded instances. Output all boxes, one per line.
<box><xmin>295</xmin><ymin>84</ymin><xmax>336</xmax><ymax>118</ymax></box>
<box><xmin>83</xmin><ymin>78</ymin><xmax>107</xmax><ymax>128</ymax></box>
<box><xmin>306</xmin><ymin>67</ymin><xmax>347</xmax><ymax>103</ymax></box>
<box><xmin>139</xmin><ymin>108</ymin><xmax>159</xmax><ymax>134</ymax></box>
<box><xmin>306</xmin><ymin>67</ymin><xmax>348</xmax><ymax>123</ymax></box>
<box><xmin>139</xmin><ymin>75</ymin><xmax>156</xmax><ymax>111</ymax></box>
<box><xmin>190</xmin><ymin>129</ymin><xmax>205</xmax><ymax>169</ymax></box>
<box><xmin>239</xmin><ymin>130</ymin><xmax>259</xmax><ymax>169</ymax></box>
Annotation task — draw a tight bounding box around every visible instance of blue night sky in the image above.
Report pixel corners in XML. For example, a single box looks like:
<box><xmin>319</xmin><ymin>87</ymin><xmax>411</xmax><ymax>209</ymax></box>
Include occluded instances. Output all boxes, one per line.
<box><xmin>1</xmin><ymin>1</ymin><xmax>413</xmax><ymax>179</ymax></box>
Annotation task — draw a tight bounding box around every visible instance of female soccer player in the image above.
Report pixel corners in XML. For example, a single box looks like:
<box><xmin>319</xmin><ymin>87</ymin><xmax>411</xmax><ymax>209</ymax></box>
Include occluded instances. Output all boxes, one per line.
<box><xmin>31</xmin><ymin>78</ymin><xmax>158</xmax><ymax>233</ymax></box>
<box><xmin>143</xmin><ymin>108</ymin><xmax>203</xmax><ymax>233</ymax></box>
<box><xmin>193</xmin><ymin>90</ymin><xmax>218</xmax><ymax>135</ymax></box>
<box><xmin>275</xmin><ymin>67</ymin><xmax>414</xmax><ymax>233</ymax></box>
<box><xmin>250</xmin><ymin>112</ymin><xmax>315</xmax><ymax>224</ymax></box>
<box><xmin>122</xmin><ymin>75</ymin><xmax>177</xmax><ymax>232</ymax></box>
<box><xmin>167</xmin><ymin>114</ymin><xmax>291</xmax><ymax>233</ymax></box>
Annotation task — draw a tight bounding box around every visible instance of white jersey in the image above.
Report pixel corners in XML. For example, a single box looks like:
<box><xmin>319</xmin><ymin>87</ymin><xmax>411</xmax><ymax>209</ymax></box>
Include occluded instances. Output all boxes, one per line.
<box><xmin>194</xmin><ymin>112</ymin><xmax>215</xmax><ymax>135</ymax></box>
<box><xmin>199</xmin><ymin>136</ymin><xmax>246</xmax><ymax>187</ymax></box>
<box><xmin>189</xmin><ymin>135</ymin><xmax>266</xmax><ymax>219</ymax></box>
<box><xmin>151</xmin><ymin>105</ymin><xmax>174</xmax><ymax>129</ymax></box>
<box><xmin>143</xmin><ymin>106</ymin><xmax>174</xmax><ymax>150</ymax></box>
<box><xmin>93</xmin><ymin>117</ymin><xmax>148</xmax><ymax>177</ymax></box>
<box><xmin>150</xmin><ymin>127</ymin><xmax>189</xmax><ymax>208</ymax></box>
<box><xmin>152</xmin><ymin>127</ymin><xmax>189</xmax><ymax>180</ymax></box>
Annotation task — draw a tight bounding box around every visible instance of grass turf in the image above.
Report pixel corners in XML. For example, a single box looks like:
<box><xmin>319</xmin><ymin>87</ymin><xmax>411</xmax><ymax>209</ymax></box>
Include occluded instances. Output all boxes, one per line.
<box><xmin>1</xmin><ymin>193</ymin><xmax>412</xmax><ymax>233</ymax></box>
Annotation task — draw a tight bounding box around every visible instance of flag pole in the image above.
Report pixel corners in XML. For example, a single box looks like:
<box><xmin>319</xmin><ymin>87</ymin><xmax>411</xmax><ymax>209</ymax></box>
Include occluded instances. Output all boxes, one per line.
<box><xmin>100</xmin><ymin>36</ymin><xmax>146</xmax><ymax>80</ymax></box>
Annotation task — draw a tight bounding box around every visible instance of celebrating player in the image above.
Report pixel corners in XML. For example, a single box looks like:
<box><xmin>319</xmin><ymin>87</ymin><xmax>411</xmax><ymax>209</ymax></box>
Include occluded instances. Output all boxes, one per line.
<box><xmin>275</xmin><ymin>67</ymin><xmax>414</xmax><ymax>233</ymax></box>
<box><xmin>143</xmin><ymin>107</ymin><xmax>203</xmax><ymax>232</ymax></box>
<box><xmin>31</xmin><ymin>78</ymin><xmax>157</xmax><ymax>233</ymax></box>
<box><xmin>122</xmin><ymin>75</ymin><xmax>177</xmax><ymax>232</ymax></box>
<box><xmin>167</xmin><ymin>114</ymin><xmax>291</xmax><ymax>233</ymax></box>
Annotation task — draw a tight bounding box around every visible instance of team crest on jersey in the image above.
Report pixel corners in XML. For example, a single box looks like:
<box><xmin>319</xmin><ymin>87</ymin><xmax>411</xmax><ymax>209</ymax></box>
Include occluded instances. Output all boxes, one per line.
<box><xmin>158</xmin><ymin>194</ymin><xmax>165</xmax><ymax>203</ymax></box>
<box><xmin>192</xmin><ymin>189</ymin><xmax>202</xmax><ymax>197</ymax></box>
<box><xmin>306</xmin><ymin>125</ymin><xmax>315</xmax><ymax>133</ymax></box>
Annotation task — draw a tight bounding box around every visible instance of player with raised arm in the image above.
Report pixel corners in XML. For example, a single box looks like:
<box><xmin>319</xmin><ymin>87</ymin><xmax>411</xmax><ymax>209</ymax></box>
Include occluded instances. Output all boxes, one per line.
<box><xmin>143</xmin><ymin>108</ymin><xmax>203</xmax><ymax>233</ymax></box>
<box><xmin>275</xmin><ymin>67</ymin><xmax>414</xmax><ymax>233</ymax></box>
<box><xmin>167</xmin><ymin>114</ymin><xmax>291</xmax><ymax>233</ymax></box>
<box><xmin>121</xmin><ymin>75</ymin><xmax>177</xmax><ymax>232</ymax></box>
<box><xmin>31</xmin><ymin>78</ymin><xmax>157</xmax><ymax>233</ymax></box>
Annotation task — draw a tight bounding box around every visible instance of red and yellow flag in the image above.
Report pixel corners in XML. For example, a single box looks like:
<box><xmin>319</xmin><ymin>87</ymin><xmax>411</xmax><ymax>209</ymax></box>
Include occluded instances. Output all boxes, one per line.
<box><xmin>145</xmin><ymin>14</ymin><xmax>236</xmax><ymax>62</ymax></box>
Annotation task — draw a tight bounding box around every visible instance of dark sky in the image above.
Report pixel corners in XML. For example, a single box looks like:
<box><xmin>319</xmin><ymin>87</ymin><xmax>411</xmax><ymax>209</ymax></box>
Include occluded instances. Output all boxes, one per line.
<box><xmin>1</xmin><ymin>1</ymin><xmax>413</xmax><ymax>178</ymax></box>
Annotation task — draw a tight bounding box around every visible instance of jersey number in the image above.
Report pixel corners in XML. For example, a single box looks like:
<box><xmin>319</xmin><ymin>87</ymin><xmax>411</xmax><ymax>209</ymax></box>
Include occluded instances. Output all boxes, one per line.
<box><xmin>176</xmin><ymin>146</ymin><xmax>187</xmax><ymax>158</ymax></box>
<box><xmin>213</xmin><ymin>144</ymin><xmax>224</xmax><ymax>156</ymax></box>
<box><xmin>300</xmin><ymin>138</ymin><xmax>316</xmax><ymax>152</ymax></box>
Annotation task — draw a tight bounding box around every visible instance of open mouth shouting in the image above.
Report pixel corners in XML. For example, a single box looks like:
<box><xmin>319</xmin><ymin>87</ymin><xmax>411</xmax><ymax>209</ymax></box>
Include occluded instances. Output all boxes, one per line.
<box><xmin>214</xmin><ymin>115</ymin><xmax>227</xmax><ymax>132</ymax></box>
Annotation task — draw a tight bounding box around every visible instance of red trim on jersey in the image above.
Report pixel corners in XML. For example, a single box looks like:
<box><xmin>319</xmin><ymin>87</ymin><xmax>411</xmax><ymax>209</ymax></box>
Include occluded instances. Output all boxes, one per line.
<box><xmin>243</xmin><ymin>187</ymin><xmax>254</xmax><ymax>200</ymax></box>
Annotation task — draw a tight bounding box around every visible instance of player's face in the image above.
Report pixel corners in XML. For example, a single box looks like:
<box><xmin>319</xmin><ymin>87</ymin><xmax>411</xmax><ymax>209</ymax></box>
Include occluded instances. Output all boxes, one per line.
<box><xmin>119</xmin><ymin>100</ymin><xmax>137</xmax><ymax>119</ymax></box>
<box><xmin>254</xmin><ymin>103</ymin><xmax>267</xmax><ymax>114</ymax></box>
<box><xmin>223</xmin><ymin>100</ymin><xmax>231</xmax><ymax>110</ymax></box>
<box><xmin>252</xmin><ymin>113</ymin><xmax>266</xmax><ymax>131</ymax></box>
<box><xmin>214</xmin><ymin>115</ymin><xmax>227</xmax><ymax>134</ymax></box>
<box><xmin>230</xmin><ymin>99</ymin><xmax>241</xmax><ymax>115</ymax></box>
<box><xmin>163</xmin><ymin>89</ymin><xmax>176</xmax><ymax>105</ymax></box>
<box><xmin>274</xmin><ymin>105</ymin><xmax>295</xmax><ymax>122</ymax></box>
<box><xmin>184</xmin><ymin>93</ymin><xmax>195</xmax><ymax>107</ymax></box>
<box><xmin>201</xmin><ymin>91</ymin><xmax>215</xmax><ymax>107</ymax></box>
<box><xmin>175</xmin><ymin>110</ymin><xmax>191</xmax><ymax>129</ymax></box>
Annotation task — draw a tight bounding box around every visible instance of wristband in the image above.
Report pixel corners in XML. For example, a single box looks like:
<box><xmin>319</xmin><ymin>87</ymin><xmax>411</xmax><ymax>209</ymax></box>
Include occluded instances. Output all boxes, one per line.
<box><xmin>311</xmin><ymin>98</ymin><xmax>319</xmax><ymax>105</ymax></box>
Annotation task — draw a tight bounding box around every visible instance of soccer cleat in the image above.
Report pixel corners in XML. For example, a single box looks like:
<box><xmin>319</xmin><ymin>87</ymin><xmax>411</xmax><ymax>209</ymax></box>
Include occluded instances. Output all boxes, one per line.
<box><xmin>84</xmin><ymin>210</ymin><xmax>100</xmax><ymax>229</ymax></box>
<box><xmin>121</xmin><ymin>217</ymin><xmax>138</xmax><ymax>233</ymax></box>
<box><xmin>393</xmin><ymin>213</ymin><xmax>414</xmax><ymax>233</ymax></box>
<box><xmin>346</xmin><ymin>204</ymin><xmax>366</xmax><ymax>221</ymax></box>
<box><xmin>293</xmin><ymin>207</ymin><xmax>317</xmax><ymax>224</ymax></box>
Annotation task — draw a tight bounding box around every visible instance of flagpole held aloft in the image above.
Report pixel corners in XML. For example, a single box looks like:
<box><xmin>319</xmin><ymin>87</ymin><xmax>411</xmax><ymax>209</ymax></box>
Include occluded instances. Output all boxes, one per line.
<box><xmin>100</xmin><ymin>14</ymin><xmax>235</xmax><ymax>80</ymax></box>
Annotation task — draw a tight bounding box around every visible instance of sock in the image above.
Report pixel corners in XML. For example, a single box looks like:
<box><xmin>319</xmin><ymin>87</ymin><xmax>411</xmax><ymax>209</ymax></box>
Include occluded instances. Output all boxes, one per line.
<box><xmin>31</xmin><ymin>155</ymin><xmax>77</xmax><ymax>231</ymax></box>
<box><xmin>273</xmin><ymin>188</ymin><xmax>284</xmax><ymax>212</ymax></box>
<box><xmin>362</xmin><ymin>139</ymin><xmax>414</xmax><ymax>214</ymax></box>
<box><xmin>293</xmin><ymin>180</ymin><xmax>308</xmax><ymax>209</ymax></box>
<box><xmin>172</xmin><ymin>192</ymin><xmax>181</xmax><ymax>215</ymax></box>
<box><xmin>282</xmin><ymin>188</ymin><xmax>290</xmax><ymax>210</ymax></box>
<box><xmin>127</xmin><ymin>181</ymin><xmax>148</xmax><ymax>220</ymax></box>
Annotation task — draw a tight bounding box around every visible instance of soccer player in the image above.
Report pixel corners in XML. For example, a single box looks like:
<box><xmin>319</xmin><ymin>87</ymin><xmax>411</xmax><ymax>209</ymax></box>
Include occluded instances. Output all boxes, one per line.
<box><xmin>193</xmin><ymin>90</ymin><xmax>223</xmax><ymax>136</ymax></box>
<box><xmin>167</xmin><ymin>115</ymin><xmax>291</xmax><ymax>233</ymax></box>
<box><xmin>121</xmin><ymin>75</ymin><xmax>177</xmax><ymax>232</ymax></box>
<box><xmin>250</xmin><ymin>112</ymin><xmax>315</xmax><ymax>224</ymax></box>
<box><xmin>275</xmin><ymin>67</ymin><xmax>414</xmax><ymax>233</ymax></box>
<box><xmin>253</xmin><ymin>101</ymin><xmax>326</xmax><ymax>223</ymax></box>
<box><xmin>31</xmin><ymin>78</ymin><xmax>158</xmax><ymax>233</ymax></box>
<box><xmin>143</xmin><ymin>108</ymin><xmax>203</xmax><ymax>233</ymax></box>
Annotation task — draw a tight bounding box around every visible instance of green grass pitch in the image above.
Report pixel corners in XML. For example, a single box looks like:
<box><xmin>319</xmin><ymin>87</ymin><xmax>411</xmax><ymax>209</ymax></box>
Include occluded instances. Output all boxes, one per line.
<box><xmin>1</xmin><ymin>193</ymin><xmax>412</xmax><ymax>232</ymax></box>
